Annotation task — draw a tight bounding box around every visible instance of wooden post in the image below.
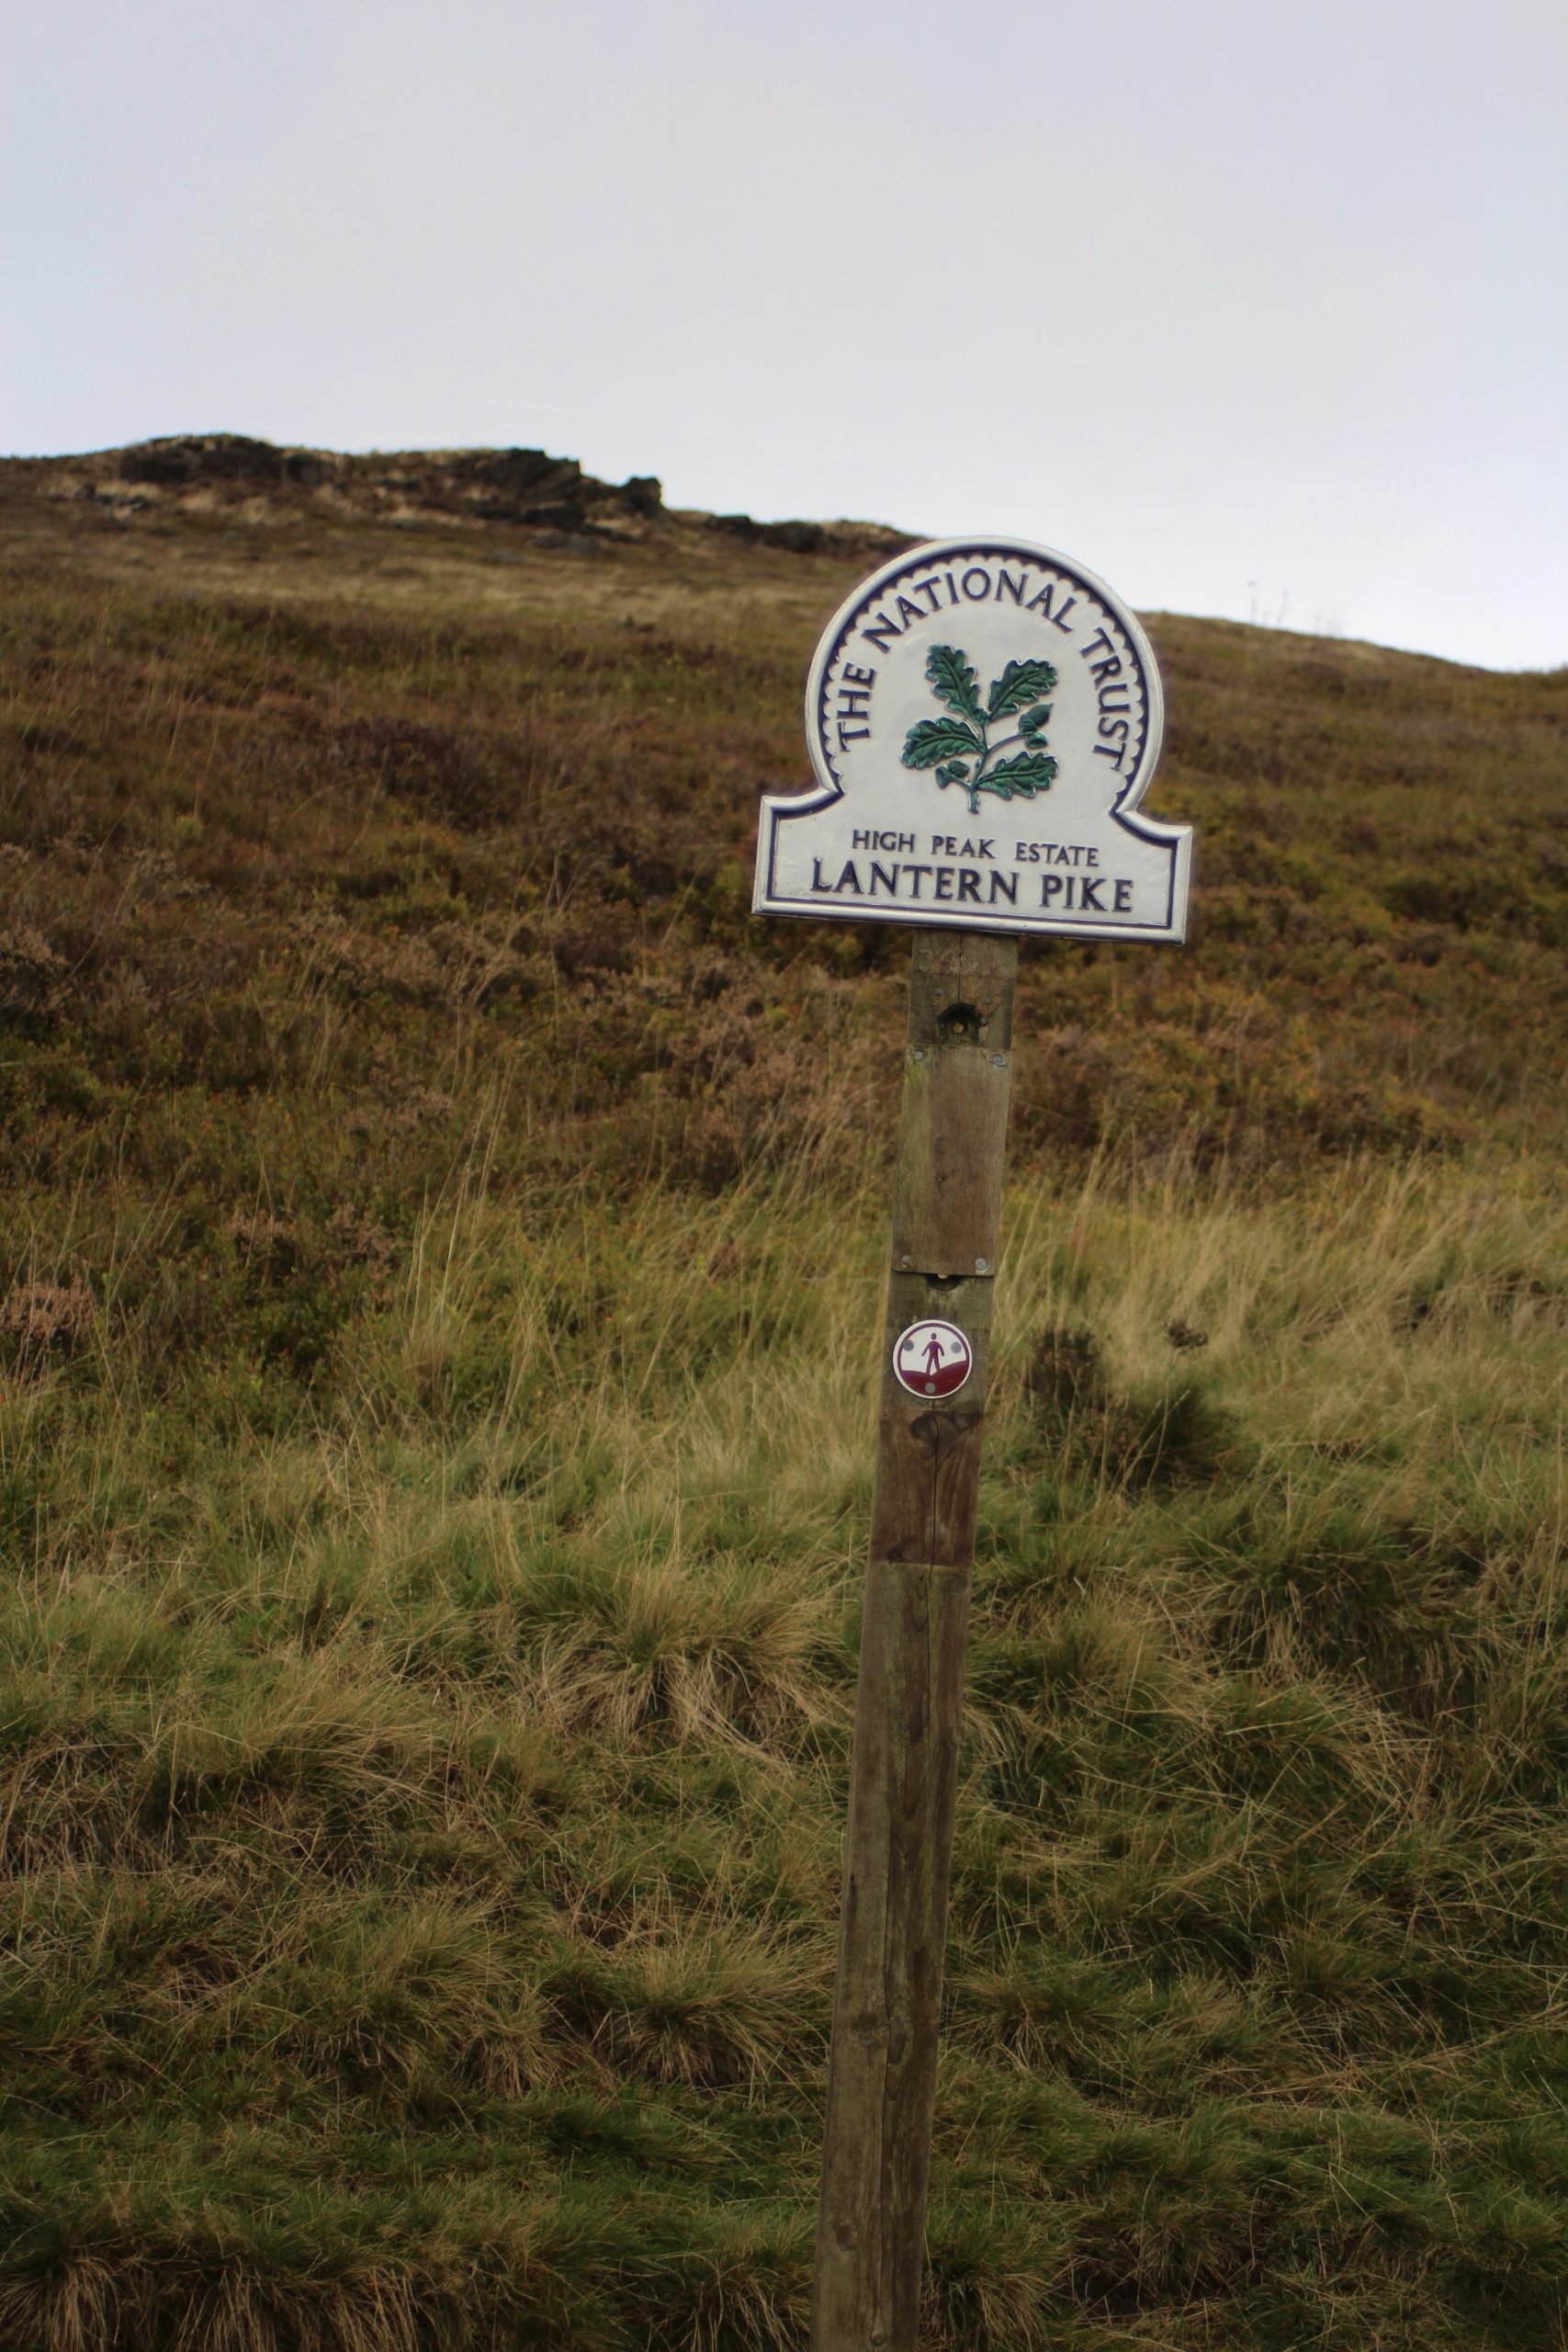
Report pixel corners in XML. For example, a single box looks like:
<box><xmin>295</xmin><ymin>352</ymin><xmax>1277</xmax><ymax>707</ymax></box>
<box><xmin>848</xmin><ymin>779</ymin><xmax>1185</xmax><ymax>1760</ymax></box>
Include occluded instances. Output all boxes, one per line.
<box><xmin>812</xmin><ymin>925</ymin><xmax>1019</xmax><ymax>2352</ymax></box>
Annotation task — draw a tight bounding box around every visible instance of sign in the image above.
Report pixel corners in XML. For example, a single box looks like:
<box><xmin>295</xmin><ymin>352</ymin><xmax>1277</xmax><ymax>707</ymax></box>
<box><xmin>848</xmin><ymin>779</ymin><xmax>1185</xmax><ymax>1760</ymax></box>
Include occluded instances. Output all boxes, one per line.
<box><xmin>891</xmin><ymin>1318</ymin><xmax>972</xmax><ymax>1399</ymax></box>
<box><xmin>753</xmin><ymin>536</ymin><xmax>1191</xmax><ymax>943</ymax></box>
<box><xmin>768</xmin><ymin>533</ymin><xmax>1197</xmax><ymax>2352</ymax></box>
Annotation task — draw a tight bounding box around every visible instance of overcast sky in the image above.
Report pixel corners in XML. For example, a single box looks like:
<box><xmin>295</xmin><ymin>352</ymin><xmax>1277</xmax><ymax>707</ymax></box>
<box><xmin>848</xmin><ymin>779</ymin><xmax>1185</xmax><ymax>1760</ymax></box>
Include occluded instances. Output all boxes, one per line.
<box><xmin>4</xmin><ymin>0</ymin><xmax>1563</xmax><ymax>669</ymax></box>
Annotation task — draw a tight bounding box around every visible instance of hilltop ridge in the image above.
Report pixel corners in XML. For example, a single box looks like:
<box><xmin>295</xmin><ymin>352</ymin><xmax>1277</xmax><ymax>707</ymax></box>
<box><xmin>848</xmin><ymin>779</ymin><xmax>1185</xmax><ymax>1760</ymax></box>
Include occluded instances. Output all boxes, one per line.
<box><xmin>7</xmin><ymin>431</ymin><xmax>913</xmax><ymax>560</ymax></box>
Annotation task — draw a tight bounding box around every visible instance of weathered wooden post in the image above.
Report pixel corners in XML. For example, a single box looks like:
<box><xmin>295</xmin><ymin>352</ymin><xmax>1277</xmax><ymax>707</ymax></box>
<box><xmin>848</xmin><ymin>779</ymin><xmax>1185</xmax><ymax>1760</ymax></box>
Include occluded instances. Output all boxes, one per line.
<box><xmin>754</xmin><ymin>537</ymin><xmax>1191</xmax><ymax>2350</ymax></box>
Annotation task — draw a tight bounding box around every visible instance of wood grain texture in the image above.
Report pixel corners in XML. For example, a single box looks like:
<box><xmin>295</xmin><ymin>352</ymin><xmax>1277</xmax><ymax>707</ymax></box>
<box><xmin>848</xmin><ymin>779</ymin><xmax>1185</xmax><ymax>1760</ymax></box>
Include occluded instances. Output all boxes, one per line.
<box><xmin>905</xmin><ymin>932</ymin><xmax>1017</xmax><ymax>1054</ymax></box>
<box><xmin>811</xmin><ymin>928</ymin><xmax>1019</xmax><ymax>2352</ymax></box>
<box><xmin>889</xmin><ymin>1052</ymin><xmax>1012</xmax><ymax>1279</ymax></box>
<box><xmin>889</xmin><ymin>930</ymin><xmax>1017</xmax><ymax>1283</ymax></box>
<box><xmin>812</xmin><ymin>1561</ymin><xmax>974</xmax><ymax>2352</ymax></box>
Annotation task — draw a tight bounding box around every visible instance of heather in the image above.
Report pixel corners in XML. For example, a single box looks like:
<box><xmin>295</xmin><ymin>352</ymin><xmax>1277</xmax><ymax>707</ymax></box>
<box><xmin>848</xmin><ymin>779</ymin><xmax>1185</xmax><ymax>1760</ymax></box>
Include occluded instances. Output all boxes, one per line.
<box><xmin>2</xmin><ymin>452</ymin><xmax>1566</xmax><ymax>2350</ymax></box>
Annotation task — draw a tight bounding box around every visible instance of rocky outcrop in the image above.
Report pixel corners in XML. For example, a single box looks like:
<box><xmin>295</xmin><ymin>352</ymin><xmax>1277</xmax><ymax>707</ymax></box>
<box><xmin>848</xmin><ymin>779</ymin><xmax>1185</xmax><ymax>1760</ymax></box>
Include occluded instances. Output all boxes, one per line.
<box><xmin>11</xmin><ymin>435</ymin><xmax>911</xmax><ymax>556</ymax></box>
<box><xmin>705</xmin><ymin>511</ymin><xmax>912</xmax><ymax>559</ymax></box>
<box><xmin>30</xmin><ymin>434</ymin><xmax>666</xmax><ymax>540</ymax></box>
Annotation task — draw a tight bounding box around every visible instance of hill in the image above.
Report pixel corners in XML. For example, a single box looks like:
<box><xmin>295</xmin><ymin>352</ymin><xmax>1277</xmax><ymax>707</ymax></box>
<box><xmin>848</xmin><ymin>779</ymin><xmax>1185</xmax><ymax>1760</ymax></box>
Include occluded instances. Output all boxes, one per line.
<box><xmin>6</xmin><ymin>435</ymin><xmax>1564</xmax><ymax>1196</ymax></box>
<box><xmin>2</xmin><ymin>442</ymin><xmax>1567</xmax><ymax>2352</ymax></box>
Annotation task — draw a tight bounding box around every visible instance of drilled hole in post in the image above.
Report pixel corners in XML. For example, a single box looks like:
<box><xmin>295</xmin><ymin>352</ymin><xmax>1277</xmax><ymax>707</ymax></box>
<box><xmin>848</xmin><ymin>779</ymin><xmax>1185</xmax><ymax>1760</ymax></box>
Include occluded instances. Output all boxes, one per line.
<box><xmin>938</xmin><ymin>1001</ymin><xmax>983</xmax><ymax>1042</ymax></box>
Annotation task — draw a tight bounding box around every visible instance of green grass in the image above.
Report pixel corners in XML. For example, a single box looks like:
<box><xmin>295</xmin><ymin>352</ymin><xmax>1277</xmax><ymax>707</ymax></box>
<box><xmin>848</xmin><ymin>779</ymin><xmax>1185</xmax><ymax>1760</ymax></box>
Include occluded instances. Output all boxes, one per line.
<box><xmin>5</xmin><ymin>1161</ymin><xmax>1568</xmax><ymax>2349</ymax></box>
<box><xmin>1</xmin><ymin>458</ymin><xmax>1567</xmax><ymax>2348</ymax></box>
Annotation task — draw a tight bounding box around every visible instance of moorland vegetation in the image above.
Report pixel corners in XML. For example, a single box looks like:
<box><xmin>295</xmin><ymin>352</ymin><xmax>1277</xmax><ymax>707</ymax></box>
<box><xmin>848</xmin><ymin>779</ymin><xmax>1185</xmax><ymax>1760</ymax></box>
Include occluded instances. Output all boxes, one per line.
<box><xmin>1</xmin><ymin>442</ymin><xmax>1566</xmax><ymax>2351</ymax></box>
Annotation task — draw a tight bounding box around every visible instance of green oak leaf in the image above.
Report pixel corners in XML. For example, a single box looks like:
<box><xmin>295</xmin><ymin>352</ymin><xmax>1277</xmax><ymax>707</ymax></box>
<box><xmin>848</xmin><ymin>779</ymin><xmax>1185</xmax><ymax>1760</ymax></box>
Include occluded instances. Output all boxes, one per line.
<box><xmin>987</xmin><ymin>658</ymin><xmax>1059</xmax><ymax>720</ymax></box>
<box><xmin>924</xmin><ymin>645</ymin><xmax>983</xmax><ymax>721</ymax></box>
<box><xmin>976</xmin><ymin>751</ymin><xmax>1057</xmax><ymax>797</ymax></box>
<box><xmin>903</xmin><ymin>717</ymin><xmax>983</xmax><ymax>768</ymax></box>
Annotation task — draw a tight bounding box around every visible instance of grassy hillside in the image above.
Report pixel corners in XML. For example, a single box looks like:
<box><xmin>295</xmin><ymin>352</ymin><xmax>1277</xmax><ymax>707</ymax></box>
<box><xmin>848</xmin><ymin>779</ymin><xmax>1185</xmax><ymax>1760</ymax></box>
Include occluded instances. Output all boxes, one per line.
<box><xmin>2</xmin><ymin>447</ymin><xmax>1567</xmax><ymax>2351</ymax></box>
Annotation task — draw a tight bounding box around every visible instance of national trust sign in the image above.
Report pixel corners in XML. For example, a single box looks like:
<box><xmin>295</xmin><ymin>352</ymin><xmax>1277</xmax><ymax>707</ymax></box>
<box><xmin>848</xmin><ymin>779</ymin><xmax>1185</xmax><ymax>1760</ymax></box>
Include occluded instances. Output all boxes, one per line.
<box><xmin>753</xmin><ymin>536</ymin><xmax>1192</xmax><ymax>944</ymax></box>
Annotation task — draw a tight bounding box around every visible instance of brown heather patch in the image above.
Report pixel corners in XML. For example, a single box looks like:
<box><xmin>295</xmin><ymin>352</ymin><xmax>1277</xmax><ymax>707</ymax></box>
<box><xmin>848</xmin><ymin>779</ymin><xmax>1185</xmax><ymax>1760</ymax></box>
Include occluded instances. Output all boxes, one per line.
<box><xmin>0</xmin><ymin>922</ymin><xmax>67</xmax><ymax>1023</ymax></box>
<box><xmin>0</xmin><ymin>1276</ymin><xmax>95</xmax><ymax>1364</ymax></box>
<box><xmin>3</xmin><ymin>463</ymin><xmax>1562</xmax><ymax>1218</ymax></box>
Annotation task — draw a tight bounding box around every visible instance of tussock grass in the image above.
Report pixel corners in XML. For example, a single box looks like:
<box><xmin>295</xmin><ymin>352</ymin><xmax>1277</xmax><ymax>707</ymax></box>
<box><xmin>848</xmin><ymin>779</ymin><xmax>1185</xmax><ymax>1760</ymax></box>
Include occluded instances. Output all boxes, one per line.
<box><xmin>4</xmin><ymin>1148</ymin><xmax>1567</xmax><ymax>2346</ymax></box>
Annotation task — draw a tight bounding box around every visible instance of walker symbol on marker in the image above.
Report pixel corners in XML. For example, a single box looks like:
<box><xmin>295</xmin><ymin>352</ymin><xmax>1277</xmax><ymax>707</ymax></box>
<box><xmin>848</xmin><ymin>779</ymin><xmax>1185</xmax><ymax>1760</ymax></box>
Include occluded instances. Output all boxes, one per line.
<box><xmin>893</xmin><ymin>1318</ymin><xmax>973</xmax><ymax>1399</ymax></box>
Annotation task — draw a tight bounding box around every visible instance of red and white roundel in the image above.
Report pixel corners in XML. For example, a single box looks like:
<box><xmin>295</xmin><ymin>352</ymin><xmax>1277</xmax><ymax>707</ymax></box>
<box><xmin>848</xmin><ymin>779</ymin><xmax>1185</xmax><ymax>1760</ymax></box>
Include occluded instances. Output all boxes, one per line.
<box><xmin>893</xmin><ymin>1318</ymin><xmax>973</xmax><ymax>1399</ymax></box>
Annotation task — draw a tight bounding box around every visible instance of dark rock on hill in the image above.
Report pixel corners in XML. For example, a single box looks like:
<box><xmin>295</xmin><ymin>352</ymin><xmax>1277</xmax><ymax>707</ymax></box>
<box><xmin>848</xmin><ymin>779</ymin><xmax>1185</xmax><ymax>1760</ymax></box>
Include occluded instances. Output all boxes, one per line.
<box><xmin>23</xmin><ymin>433</ymin><xmax>666</xmax><ymax>541</ymax></box>
<box><xmin>708</xmin><ymin>510</ymin><xmax>911</xmax><ymax>559</ymax></box>
<box><xmin>9</xmin><ymin>435</ymin><xmax>908</xmax><ymax>555</ymax></box>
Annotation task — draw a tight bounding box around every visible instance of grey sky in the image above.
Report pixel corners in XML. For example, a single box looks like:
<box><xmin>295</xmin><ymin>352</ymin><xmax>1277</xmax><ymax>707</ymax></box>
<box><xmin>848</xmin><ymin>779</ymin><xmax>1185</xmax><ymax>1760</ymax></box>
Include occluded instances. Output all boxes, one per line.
<box><xmin>5</xmin><ymin>0</ymin><xmax>1563</xmax><ymax>669</ymax></box>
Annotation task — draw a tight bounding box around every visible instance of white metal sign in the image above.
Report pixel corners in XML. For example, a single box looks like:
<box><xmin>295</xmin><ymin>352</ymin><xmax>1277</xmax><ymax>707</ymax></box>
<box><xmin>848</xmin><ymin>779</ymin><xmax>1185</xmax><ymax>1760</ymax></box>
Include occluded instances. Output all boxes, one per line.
<box><xmin>754</xmin><ymin>537</ymin><xmax>1190</xmax><ymax>943</ymax></box>
<box><xmin>892</xmin><ymin>1319</ymin><xmax>973</xmax><ymax>1399</ymax></box>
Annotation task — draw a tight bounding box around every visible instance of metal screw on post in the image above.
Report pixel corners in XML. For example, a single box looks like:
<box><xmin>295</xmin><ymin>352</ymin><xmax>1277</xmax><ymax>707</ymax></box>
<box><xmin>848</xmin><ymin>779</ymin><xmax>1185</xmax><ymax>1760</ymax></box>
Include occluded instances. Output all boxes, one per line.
<box><xmin>810</xmin><ymin>926</ymin><xmax>1018</xmax><ymax>2352</ymax></box>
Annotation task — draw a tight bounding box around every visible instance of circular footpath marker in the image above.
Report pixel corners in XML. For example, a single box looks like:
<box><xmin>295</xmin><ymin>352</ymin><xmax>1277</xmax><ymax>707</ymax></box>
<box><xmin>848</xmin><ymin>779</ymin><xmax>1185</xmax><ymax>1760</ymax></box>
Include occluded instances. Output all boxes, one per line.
<box><xmin>892</xmin><ymin>1318</ymin><xmax>973</xmax><ymax>1400</ymax></box>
